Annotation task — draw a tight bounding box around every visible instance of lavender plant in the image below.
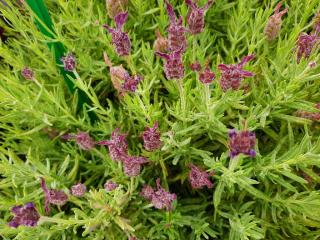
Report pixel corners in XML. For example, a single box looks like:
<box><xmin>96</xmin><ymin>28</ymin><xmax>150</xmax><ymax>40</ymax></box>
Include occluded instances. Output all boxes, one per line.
<box><xmin>1</xmin><ymin>0</ymin><xmax>320</xmax><ymax>239</ymax></box>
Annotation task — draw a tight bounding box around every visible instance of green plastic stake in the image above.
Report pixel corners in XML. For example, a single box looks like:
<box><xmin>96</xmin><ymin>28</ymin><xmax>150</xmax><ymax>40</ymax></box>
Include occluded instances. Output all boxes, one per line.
<box><xmin>25</xmin><ymin>0</ymin><xmax>97</xmax><ymax>121</ymax></box>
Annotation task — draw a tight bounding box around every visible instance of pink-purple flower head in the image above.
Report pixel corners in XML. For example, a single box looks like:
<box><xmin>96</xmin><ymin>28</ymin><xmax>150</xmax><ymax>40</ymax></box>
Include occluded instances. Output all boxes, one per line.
<box><xmin>61</xmin><ymin>53</ymin><xmax>76</xmax><ymax>72</ymax></box>
<box><xmin>199</xmin><ymin>63</ymin><xmax>215</xmax><ymax>85</ymax></box>
<box><xmin>228</xmin><ymin>129</ymin><xmax>256</xmax><ymax>158</ymax></box>
<box><xmin>165</xmin><ymin>0</ymin><xmax>187</xmax><ymax>52</ymax></box>
<box><xmin>218</xmin><ymin>54</ymin><xmax>255</xmax><ymax>92</ymax></box>
<box><xmin>188</xmin><ymin>164</ymin><xmax>213</xmax><ymax>189</ymax></box>
<box><xmin>104</xmin><ymin>180</ymin><xmax>118</xmax><ymax>191</ymax></box>
<box><xmin>156</xmin><ymin>47</ymin><xmax>185</xmax><ymax>80</ymax></box>
<box><xmin>8</xmin><ymin>202</ymin><xmax>40</xmax><ymax>228</ymax></box>
<box><xmin>185</xmin><ymin>0</ymin><xmax>213</xmax><ymax>35</ymax></box>
<box><xmin>264</xmin><ymin>2</ymin><xmax>288</xmax><ymax>41</ymax></box>
<box><xmin>70</xmin><ymin>183</ymin><xmax>87</xmax><ymax>197</ymax></box>
<box><xmin>103</xmin><ymin>12</ymin><xmax>131</xmax><ymax>56</ymax></box>
<box><xmin>313</xmin><ymin>11</ymin><xmax>320</xmax><ymax>35</ymax></box>
<box><xmin>21</xmin><ymin>67</ymin><xmax>34</xmax><ymax>80</ymax></box>
<box><xmin>123</xmin><ymin>156</ymin><xmax>148</xmax><ymax>177</ymax></box>
<box><xmin>142</xmin><ymin>122</ymin><xmax>162</xmax><ymax>151</ymax></box>
<box><xmin>296</xmin><ymin>33</ymin><xmax>320</xmax><ymax>63</ymax></box>
<box><xmin>41</xmin><ymin>178</ymin><xmax>68</xmax><ymax>214</ymax></box>
<box><xmin>140</xmin><ymin>178</ymin><xmax>176</xmax><ymax>211</ymax></box>
<box><xmin>97</xmin><ymin>128</ymin><xmax>128</xmax><ymax>162</ymax></box>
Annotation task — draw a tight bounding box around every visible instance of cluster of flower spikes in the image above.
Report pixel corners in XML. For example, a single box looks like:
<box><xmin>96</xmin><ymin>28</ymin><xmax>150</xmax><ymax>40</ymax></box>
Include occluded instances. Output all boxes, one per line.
<box><xmin>264</xmin><ymin>2</ymin><xmax>288</xmax><ymax>41</ymax></box>
<box><xmin>295</xmin><ymin>103</ymin><xmax>320</xmax><ymax>121</ymax></box>
<box><xmin>190</xmin><ymin>61</ymin><xmax>215</xmax><ymax>84</ymax></box>
<box><xmin>218</xmin><ymin>54</ymin><xmax>255</xmax><ymax>92</ymax></box>
<box><xmin>228</xmin><ymin>129</ymin><xmax>256</xmax><ymax>158</ymax></box>
<box><xmin>98</xmin><ymin>125</ymin><xmax>161</xmax><ymax>177</ymax></box>
<box><xmin>156</xmin><ymin>0</ymin><xmax>213</xmax><ymax>80</ymax></box>
<box><xmin>103</xmin><ymin>11</ymin><xmax>131</xmax><ymax>56</ymax></box>
<box><xmin>140</xmin><ymin>178</ymin><xmax>177</xmax><ymax>211</ymax></box>
<box><xmin>103</xmin><ymin>52</ymin><xmax>142</xmax><ymax>95</ymax></box>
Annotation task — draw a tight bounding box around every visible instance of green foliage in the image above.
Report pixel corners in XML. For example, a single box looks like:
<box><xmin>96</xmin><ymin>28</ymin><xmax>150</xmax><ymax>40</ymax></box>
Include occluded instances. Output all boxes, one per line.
<box><xmin>0</xmin><ymin>0</ymin><xmax>320</xmax><ymax>239</ymax></box>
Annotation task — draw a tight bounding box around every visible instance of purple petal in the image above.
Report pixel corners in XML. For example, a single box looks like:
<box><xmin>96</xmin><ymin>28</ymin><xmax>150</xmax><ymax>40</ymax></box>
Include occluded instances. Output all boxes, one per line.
<box><xmin>115</xmin><ymin>12</ymin><xmax>128</xmax><ymax>29</ymax></box>
<box><xmin>218</xmin><ymin>64</ymin><xmax>230</xmax><ymax>71</ymax></box>
<box><xmin>165</xmin><ymin>0</ymin><xmax>176</xmax><ymax>22</ymax></box>
<box><xmin>25</xmin><ymin>202</ymin><xmax>35</xmax><ymax>208</ymax></box>
<box><xmin>103</xmin><ymin>24</ymin><xmax>115</xmax><ymax>33</ymax></box>
<box><xmin>239</xmin><ymin>70</ymin><xmax>254</xmax><ymax>77</ymax></box>
<box><xmin>8</xmin><ymin>220</ymin><xmax>19</xmax><ymax>228</ymax></box>
<box><xmin>11</xmin><ymin>206</ymin><xmax>22</xmax><ymax>214</ymax></box>
<box><xmin>249</xmin><ymin>149</ymin><xmax>256</xmax><ymax>157</ymax></box>
<box><xmin>239</xmin><ymin>54</ymin><xmax>255</xmax><ymax>67</ymax></box>
<box><xmin>156</xmin><ymin>51</ymin><xmax>170</xmax><ymax>60</ymax></box>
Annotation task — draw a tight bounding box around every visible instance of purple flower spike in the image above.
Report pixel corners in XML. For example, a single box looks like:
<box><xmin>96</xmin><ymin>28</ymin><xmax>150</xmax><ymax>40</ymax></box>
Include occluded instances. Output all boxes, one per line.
<box><xmin>199</xmin><ymin>64</ymin><xmax>215</xmax><ymax>84</ymax></box>
<box><xmin>75</xmin><ymin>132</ymin><xmax>96</xmax><ymax>150</ymax></box>
<box><xmin>185</xmin><ymin>0</ymin><xmax>213</xmax><ymax>35</ymax></box>
<box><xmin>188</xmin><ymin>164</ymin><xmax>213</xmax><ymax>189</ymax></box>
<box><xmin>142</xmin><ymin>122</ymin><xmax>162</xmax><ymax>151</ymax></box>
<box><xmin>151</xmin><ymin>178</ymin><xmax>176</xmax><ymax>211</ymax></box>
<box><xmin>122</xmin><ymin>74</ymin><xmax>143</xmax><ymax>92</ymax></box>
<box><xmin>123</xmin><ymin>156</ymin><xmax>148</xmax><ymax>177</ymax></box>
<box><xmin>165</xmin><ymin>0</ymin><xmax>187</xmax><ymax>52</ymax></box>
<box><xmin>264</xmin><ymin>2</ymin><xmax>288</xmax><ymax>41</ymax></box>
<box><xmin>103</xmin><ymin>12</ymin><xmax>131</xmax><ymax>56</ymax></box>
<box><xmin>104</xmin><ymin>180</ymin><xmax>118</xmax><ymax>191</ymax></box>
<box><xmin>21</xmin><ymin>67</ymin><xmax>34</xmax><ymax>80</ymax></box>
<box><xmin>41</xmin><ymin>178</ymin><xmax>68</xmax><ymax>214</ymax></box>
<box><xmin>8</xmin><ymin>202</ymin><xmax>40</xmax><ymax>228</ymax></box>
<box><xmin>156</xmin><ymin>48</ymin><xmax>185</xmax><ymax>80</ymax></box>
<box><xmin>70</xmin><ymin>183</ymin><xmax>87</xmax><ymax>197</ymax></box>
<box><xmin>61</xmin><ymin>53</ymin><xmax>76</xmax><ymax>72</ymax></box>
<box><xmin>218</xmin><ymin>54</ymin><xmax>255</xmax><ymax>91</ymax></box>
<box><xmin>97</xmin><ymin>128</ymin><xmax>128</xmax><ymax>162</ymax></box>
<box><xmin>228</xmin><ymin>129</ymin><xmax>256</xmax><ymax>158</ymax></box>
<box><xmin>296</xmin><ymin>33</ymin><xmax>320</xmax><ymax>63</ymax></box>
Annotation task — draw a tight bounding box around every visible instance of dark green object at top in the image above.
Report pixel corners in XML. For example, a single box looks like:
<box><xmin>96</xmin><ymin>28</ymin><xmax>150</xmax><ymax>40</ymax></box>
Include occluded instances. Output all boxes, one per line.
<box><xmin>25</xmin><ymin>0</ymin><xmax>97</xmax><ymax>121</ymax></box>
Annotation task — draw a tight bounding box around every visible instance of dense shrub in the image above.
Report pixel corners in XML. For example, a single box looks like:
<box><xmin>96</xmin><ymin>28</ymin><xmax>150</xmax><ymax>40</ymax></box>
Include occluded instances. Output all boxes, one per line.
<box><xmin>0</xmin><ymin>0</ymin><xmax>320</xmax><ymax>239</ymax></box>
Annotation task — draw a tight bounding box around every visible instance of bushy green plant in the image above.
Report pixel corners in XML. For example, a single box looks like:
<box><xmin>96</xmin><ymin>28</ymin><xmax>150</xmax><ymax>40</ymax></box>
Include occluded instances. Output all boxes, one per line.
<box><xmin>1</xmin><ymin>0</ymin><xmax>320</xmax><ymax>239</ymax></box>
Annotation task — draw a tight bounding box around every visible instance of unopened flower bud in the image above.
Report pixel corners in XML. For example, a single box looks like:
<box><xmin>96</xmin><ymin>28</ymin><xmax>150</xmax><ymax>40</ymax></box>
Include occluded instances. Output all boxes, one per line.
<box><xmin>21</xmin><ymin>67</ymin><xmax>34</xmax><ymax>80</ymax></box>
<box><xmin>264</xmin><ymin>2</ymin><xmax>288</xmax><ymax>41</ymax></box>
<box><xmin>106</xmin><ymin>0</ymin><xmax>128</xmax><ymax>19</ymax></box>
<box><xmin>70</xmin><ymin>183</ymin><xmax>87</xmax><ymax>197</ymax></box>
<box><xmin>61</xmin><ymin>53</ymin><xmax>76</xmax><ymax>72</ymax></box>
